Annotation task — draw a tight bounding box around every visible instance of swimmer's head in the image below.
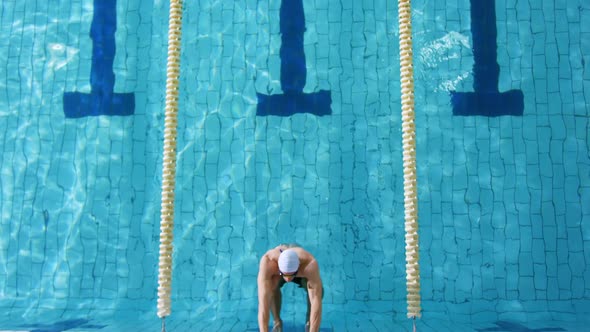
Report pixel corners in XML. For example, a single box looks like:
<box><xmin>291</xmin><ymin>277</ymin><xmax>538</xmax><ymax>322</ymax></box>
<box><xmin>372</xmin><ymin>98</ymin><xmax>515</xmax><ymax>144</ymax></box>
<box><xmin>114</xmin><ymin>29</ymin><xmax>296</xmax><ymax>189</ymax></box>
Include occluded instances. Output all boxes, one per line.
<box><xmin>278</xmin><ymin>249</ymin><xmax>300</xmax><ymax>275</ymax></box>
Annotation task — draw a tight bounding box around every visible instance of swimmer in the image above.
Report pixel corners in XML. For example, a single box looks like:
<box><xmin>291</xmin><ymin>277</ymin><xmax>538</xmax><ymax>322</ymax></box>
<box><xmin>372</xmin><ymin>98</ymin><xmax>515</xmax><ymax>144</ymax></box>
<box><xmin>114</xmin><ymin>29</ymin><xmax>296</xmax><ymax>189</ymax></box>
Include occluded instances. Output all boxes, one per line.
<box><xmin>257</xmin><ymin>244</ymin><xmax>323</xmax><ymax>332</ymax></box>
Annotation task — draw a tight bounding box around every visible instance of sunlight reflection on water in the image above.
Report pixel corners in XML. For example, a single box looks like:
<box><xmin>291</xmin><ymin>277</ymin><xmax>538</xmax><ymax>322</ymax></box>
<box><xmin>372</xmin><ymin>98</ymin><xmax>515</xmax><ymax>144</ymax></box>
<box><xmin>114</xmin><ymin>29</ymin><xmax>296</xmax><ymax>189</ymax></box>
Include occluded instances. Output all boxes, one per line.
<box><xmin>417</xmin><ymin>31</ymin><xmax>473</xmax><ymax>92</ymax></box>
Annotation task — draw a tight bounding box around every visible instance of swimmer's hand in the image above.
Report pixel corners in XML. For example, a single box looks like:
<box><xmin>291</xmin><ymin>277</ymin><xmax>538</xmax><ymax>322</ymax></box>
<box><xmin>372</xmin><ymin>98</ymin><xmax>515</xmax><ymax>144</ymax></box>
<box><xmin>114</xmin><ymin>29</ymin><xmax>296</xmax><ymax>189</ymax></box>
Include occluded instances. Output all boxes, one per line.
<box><xmin>305</xmin><ymin>321</ymin><xmax>310</xmax><ymax>332</ymax></box>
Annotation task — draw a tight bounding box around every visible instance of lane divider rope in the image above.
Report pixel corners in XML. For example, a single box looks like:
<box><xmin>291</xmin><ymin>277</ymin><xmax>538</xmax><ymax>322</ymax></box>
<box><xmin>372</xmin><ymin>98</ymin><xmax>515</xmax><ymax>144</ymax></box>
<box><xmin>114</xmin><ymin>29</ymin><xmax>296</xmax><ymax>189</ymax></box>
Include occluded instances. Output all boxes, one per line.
<box><xmin>157</xmin><ymin>0</ymin><xmax>184</xmax><ymax>325</ymax></box>
<box><xmin>397</xmin><ymin>0</ymin><xmax>422</xmax><ymax>322</ymax></box>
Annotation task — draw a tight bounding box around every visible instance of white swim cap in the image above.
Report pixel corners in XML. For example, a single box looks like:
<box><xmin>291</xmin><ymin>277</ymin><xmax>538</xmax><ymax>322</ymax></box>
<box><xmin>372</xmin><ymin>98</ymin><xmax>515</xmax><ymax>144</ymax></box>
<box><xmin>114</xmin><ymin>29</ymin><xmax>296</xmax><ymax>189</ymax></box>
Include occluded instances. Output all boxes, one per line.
<box><xmin>278</xmin><ymin>249</ymin><xmax>300</xmax><ymax>274</ymax></box>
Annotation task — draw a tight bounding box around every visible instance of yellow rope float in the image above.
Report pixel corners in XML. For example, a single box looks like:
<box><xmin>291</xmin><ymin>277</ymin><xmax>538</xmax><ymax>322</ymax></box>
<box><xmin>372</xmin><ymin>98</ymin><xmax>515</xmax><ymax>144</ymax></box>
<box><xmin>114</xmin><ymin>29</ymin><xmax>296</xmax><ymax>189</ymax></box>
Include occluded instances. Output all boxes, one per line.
<box><xmin>397</xmin><ymin>0</ymin><xmax>422</xmax><ymax>321</ymax></box>
<box><xmin>157</xmin><ymin>0</ymin><xmax>183</xmax><ymax>324</ymax></box>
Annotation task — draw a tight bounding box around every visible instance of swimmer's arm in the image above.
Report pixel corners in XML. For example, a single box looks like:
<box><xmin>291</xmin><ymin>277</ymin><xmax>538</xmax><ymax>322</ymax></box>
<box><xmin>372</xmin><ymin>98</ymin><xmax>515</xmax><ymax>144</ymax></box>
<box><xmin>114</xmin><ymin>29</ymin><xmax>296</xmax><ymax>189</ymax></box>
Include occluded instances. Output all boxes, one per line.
<box><xmin>307</xmin><ymin>260</ymin><xmax>323</xmax><ymax>332</ymax></box>
<box><xmin>257</xmin><ymin>256</ymin><xmax>272</xmax><ymax>332</ymax></box>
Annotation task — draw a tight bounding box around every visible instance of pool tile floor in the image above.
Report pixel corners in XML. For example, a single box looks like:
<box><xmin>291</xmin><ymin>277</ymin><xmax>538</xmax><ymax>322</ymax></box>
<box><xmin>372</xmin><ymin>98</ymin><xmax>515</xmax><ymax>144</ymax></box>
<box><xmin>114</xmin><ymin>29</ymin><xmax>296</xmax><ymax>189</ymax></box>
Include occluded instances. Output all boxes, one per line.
<box><xmin>0</xmin><ymin>314</ymin><xmax>586</xmax><ymax>332</ymax></box>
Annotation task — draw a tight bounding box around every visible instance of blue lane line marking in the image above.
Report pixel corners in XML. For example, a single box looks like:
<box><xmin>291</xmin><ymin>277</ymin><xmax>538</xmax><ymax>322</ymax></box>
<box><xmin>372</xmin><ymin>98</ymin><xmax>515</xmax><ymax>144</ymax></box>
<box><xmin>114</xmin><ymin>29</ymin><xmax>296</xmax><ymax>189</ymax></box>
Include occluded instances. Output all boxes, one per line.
<box><xmin>450</xmin><ymin>0</ymin><xmax>523</xmax><ymax>117</ymax></box>
<box><xmin>63</xmin><ymin>0</ymin><xmax>134</xmax><ymax>118</ymax></box>
<box><xmin>21</xmin><ymin>319</ymin><xmax>106</xmax><ymax>332</ymax></box>
<box><xmin>476</xmin><ymin>320</ymin><xmax>566</xmax><ymax>332</ymax></box>
<box><xmin>256</xmin><ymin>0</ymin><xmax>332</xmax><ymax>116</ymax></box>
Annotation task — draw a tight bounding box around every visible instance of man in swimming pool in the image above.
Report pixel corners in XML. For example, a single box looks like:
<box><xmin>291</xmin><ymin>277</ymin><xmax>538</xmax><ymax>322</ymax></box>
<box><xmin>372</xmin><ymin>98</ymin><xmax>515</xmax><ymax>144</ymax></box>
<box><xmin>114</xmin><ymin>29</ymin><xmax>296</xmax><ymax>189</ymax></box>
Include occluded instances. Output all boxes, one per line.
<box><xmin>257</xmin><ymin>244</ymin><xmax>323</xmax><ymax>332</ymax></box>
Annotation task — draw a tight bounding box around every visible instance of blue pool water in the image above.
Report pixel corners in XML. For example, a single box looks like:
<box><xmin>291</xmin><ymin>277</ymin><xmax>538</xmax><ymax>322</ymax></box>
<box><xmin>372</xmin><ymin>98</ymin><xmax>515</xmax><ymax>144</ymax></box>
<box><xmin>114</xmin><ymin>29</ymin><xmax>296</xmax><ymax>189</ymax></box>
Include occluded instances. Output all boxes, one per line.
<box><xmin>0</xmin><ymin>0</ymin><xmax>589</xmax><ymax>331</ymax></box>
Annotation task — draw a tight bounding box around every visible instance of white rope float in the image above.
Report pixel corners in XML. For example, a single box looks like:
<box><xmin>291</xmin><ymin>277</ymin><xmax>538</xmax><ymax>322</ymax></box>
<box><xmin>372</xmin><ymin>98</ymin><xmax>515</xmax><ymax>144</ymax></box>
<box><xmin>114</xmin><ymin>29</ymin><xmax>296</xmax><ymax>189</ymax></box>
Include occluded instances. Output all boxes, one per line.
<box><xmin>397</xmin><ymin>0</ymin><xmax>422</xmax><ymax>325</ymax></box>
<box><xmin>157</xmin><ymin>0</ymin><xmax>183</xmax><ymax>330</ymax></box>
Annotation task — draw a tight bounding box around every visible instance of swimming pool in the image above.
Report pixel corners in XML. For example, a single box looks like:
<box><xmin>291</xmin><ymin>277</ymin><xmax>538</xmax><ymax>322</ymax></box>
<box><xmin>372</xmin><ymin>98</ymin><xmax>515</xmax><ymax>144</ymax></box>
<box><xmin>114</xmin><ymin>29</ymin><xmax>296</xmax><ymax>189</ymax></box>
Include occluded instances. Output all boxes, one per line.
<box><xmin>0</xmin><ymin>0</ymin><xmax>589</xmax><ymax>331</ymax></box>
